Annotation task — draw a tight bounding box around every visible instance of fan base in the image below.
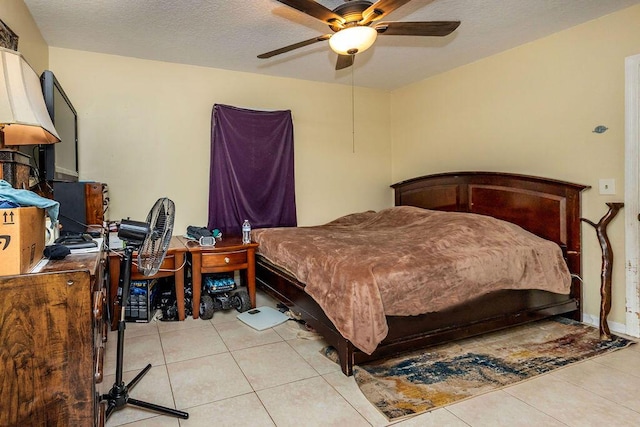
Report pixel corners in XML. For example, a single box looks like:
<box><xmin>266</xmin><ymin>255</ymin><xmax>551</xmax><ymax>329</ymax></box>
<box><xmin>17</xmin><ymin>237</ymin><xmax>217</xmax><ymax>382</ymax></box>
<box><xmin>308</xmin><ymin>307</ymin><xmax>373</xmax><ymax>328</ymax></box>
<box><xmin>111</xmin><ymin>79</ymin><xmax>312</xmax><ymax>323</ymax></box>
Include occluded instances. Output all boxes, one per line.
<box><xmin>103</xmin><ymin>363</ymin><xmax>189</xmax><ymax>420</ymax></box>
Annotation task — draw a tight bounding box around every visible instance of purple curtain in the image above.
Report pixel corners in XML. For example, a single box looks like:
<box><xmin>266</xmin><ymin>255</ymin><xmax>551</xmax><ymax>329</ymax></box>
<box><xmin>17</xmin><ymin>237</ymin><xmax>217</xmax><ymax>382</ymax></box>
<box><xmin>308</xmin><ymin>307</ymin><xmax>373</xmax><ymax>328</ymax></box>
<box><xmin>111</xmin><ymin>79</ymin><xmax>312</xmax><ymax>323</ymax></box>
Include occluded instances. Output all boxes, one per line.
<box><xmin>207</xmin><ymin>104</ymin><xmax>297</xmax><ymax>236</ymax></box>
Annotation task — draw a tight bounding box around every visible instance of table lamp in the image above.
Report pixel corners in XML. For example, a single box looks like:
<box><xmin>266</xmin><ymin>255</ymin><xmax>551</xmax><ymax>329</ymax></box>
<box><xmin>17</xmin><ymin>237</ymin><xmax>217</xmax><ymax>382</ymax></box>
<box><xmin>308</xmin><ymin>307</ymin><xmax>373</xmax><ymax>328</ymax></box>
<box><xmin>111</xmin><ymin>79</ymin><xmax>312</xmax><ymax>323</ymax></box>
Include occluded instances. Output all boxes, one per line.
<box><xmin>0</xmin><ymin>46</ymin><xmax>60</xmax><ymax>188</ymax></box>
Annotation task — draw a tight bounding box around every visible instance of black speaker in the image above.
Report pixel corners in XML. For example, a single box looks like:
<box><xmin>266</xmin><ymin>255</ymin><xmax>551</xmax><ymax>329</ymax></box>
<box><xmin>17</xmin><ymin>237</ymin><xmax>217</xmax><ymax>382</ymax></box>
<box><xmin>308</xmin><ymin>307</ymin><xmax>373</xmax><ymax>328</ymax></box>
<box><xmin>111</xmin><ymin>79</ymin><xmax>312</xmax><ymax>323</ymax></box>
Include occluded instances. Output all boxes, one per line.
<box><xmin>53</xmin><ymin>182</ymin><xmax>106</xmax><ymax>235</ymax></box>
<box><xmin>54</xmin><ymin>182</ymin><xmax>87</xmax><ymax>234</ymax></box>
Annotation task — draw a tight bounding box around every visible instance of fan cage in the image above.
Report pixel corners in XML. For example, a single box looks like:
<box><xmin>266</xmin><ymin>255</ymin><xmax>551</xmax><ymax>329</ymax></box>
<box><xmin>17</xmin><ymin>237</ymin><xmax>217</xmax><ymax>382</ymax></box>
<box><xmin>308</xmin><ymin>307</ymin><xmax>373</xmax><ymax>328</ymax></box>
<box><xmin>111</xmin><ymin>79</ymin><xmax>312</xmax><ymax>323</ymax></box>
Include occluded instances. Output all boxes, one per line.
<box><xmin>138</xmin><ymin>198</ymin><xmax>175</xmax><ymax>276</ymax></box>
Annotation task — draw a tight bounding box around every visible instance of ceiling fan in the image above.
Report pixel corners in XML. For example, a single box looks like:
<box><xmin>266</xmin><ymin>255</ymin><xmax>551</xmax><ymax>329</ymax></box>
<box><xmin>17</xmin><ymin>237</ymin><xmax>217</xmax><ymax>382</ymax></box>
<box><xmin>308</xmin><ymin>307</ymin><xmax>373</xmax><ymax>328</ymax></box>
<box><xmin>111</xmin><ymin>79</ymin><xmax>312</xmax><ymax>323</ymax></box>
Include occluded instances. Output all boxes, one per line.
<box><xmin>258</xmin><ymin>0</ymin><xmax>460</xmax><ymax>70</ymax></box>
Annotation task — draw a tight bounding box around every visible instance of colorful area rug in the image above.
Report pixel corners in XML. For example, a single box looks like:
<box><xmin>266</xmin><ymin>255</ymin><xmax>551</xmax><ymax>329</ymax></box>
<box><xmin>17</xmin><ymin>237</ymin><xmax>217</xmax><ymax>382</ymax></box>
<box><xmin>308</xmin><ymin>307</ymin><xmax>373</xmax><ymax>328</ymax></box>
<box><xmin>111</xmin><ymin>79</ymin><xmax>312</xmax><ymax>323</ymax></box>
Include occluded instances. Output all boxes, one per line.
<box><xmin>324</xmin><ymin>317</ymin><xmax>634</xmax><ymax>421</ymax></box>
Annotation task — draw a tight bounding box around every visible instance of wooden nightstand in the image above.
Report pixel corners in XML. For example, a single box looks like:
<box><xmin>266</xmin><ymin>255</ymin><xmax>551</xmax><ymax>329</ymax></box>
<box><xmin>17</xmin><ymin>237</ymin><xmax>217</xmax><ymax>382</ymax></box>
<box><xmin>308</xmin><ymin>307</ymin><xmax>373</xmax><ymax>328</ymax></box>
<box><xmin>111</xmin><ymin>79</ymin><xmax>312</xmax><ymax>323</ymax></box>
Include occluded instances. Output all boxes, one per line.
<box><xmin>177</xmin><ymin>236</ymin><xmax>259</xmax><ymax>319</ymax></box>
<box><xmin>108</xmin><ymin>236</ymin><xmax>187</xmax><ymax>330</ymax></box>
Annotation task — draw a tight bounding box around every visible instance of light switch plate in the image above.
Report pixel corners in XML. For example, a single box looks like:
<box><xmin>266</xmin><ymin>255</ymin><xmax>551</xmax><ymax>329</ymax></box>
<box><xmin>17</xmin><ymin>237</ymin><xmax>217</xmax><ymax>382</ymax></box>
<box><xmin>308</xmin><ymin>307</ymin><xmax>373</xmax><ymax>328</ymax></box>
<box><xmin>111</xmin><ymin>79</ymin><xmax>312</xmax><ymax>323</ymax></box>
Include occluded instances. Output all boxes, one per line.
<box><xmin>599</xmin><ymin>178</ymin><xmax>616</xmax><ymax>195</ymax></box>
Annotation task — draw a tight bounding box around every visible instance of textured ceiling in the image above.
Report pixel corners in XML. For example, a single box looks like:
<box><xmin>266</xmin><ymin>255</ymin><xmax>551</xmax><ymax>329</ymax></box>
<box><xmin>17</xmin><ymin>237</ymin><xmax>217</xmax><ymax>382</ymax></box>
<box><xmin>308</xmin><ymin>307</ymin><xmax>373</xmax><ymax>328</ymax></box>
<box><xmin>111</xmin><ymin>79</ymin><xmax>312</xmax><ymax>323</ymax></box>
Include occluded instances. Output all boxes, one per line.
<box><xmin>23</xmin><ymin>0</ymin><xmax>640</xmax><ymax>90</ymax></box>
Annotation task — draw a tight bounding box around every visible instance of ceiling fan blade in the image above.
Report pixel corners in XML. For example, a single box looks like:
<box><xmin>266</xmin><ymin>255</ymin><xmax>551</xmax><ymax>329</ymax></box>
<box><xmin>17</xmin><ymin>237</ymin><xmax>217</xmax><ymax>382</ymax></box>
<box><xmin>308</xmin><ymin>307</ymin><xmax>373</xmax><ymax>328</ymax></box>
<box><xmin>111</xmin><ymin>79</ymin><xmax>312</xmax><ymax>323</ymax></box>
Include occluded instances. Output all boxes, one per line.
<box><xmin>277</xmin><ymin>0</ymin><xmax>345</xmax><ymax>27</ymax></box>
<box><xmin>375</xmin><ymin>21</ymin><xmax>461</xmax><ymax>36</ymax></box>
<box><xmin>360</xmin><ymin>0</ymin><xmax>412</xmax><ymax>25</ymax></box>
<box><xmin>258</xmin><ymin>34</ymin><xmax>332</xmax><ymax>59</ymax></box>
<box><xmin>335</xmin><ymin>54</ymin><xmax>354</xmax><ymax>70</ymax></box>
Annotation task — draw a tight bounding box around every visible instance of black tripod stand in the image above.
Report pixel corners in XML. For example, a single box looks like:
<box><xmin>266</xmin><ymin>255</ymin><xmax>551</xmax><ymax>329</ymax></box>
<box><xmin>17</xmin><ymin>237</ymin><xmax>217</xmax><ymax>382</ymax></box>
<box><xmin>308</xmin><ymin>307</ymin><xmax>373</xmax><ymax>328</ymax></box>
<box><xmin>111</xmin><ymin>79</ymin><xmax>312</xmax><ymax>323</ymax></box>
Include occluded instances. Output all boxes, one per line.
<box><xmin>102</xmin><ymin>245</ymin><xmax>189</xmax><ymax>421</ymax></box>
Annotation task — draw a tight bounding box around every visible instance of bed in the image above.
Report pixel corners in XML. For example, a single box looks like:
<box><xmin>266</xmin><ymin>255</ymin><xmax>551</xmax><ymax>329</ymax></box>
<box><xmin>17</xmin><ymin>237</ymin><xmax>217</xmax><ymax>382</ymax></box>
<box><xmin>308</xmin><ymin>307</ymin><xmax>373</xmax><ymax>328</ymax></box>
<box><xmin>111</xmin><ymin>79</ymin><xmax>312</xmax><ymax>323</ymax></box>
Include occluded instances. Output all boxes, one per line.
<box><xmin>254</xmin><ymin>171</ymin><xmax>589</xmax><ymax>375</ymax></box>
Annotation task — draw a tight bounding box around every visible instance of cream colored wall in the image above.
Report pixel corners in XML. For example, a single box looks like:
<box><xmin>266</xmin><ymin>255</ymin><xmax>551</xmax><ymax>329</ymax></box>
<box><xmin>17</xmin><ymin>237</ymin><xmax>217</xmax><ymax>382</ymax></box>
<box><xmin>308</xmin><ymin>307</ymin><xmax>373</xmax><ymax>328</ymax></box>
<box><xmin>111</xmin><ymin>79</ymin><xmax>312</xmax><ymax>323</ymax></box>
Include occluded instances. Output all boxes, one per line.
<box><xmin>390</xmin><ymin>5</ymin><xmax>640</xmax><ymax>325</ymax></box>
<box><xmin>47</xmin><ymin>48</ymin><xmax>391</xmax><ymax>235</ymax></box>
<box><xmin>0</xmin><ymin>0</ymin><xmax>48</xmax><ymax>72</ymax></box>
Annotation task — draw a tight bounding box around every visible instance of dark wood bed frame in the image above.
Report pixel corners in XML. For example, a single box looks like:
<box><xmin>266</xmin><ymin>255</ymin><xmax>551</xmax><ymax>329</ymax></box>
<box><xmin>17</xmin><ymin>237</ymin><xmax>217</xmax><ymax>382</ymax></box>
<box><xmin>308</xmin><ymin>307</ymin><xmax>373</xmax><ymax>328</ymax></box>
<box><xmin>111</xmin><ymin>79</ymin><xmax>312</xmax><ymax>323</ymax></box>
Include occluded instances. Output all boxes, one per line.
<box><xmin>255</xmin><ymin>171</ymin><xmax>589</xmax><ymax>375</ymax></box>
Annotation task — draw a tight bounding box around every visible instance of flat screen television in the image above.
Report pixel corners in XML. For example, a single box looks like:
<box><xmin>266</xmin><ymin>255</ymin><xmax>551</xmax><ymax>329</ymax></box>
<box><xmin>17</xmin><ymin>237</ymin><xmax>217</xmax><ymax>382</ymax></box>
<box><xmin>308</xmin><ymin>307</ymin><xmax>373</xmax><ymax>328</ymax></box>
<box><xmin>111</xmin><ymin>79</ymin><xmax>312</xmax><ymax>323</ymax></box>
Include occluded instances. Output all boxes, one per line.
<box><xmin>39</xmin><ymin>70</ymin><xmax>78</xmax><ymax>182</ymax></box>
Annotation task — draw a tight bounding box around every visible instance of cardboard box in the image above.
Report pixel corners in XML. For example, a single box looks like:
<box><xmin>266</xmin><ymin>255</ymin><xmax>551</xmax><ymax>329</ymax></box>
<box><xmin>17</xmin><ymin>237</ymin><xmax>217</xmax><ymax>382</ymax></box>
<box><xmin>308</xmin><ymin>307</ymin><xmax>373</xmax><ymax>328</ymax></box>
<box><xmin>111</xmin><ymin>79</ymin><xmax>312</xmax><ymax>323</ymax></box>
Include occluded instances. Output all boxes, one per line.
<box><xmin>0</xmin><ymin>206</ymin><xmax>45</xmax><ymax>276</ymax></box>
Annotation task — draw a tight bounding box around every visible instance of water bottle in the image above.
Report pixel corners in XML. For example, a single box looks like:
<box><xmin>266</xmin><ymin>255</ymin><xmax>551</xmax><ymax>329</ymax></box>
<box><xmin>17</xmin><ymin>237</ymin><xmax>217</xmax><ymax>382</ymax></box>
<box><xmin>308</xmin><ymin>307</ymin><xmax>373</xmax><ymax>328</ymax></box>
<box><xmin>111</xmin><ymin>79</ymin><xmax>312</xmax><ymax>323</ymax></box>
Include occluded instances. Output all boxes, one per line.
<box><xmin>242</xmin><ymin>220</ymin><xmax>251</xmax><ymax>244</ymax></box>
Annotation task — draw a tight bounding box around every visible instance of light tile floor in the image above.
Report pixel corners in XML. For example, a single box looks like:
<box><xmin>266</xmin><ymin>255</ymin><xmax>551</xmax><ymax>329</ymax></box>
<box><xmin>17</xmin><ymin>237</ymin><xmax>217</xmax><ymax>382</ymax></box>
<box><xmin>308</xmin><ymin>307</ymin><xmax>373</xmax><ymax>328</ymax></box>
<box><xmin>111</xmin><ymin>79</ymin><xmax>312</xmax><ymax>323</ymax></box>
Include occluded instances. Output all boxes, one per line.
<box><xmin>101</xmin><ymin>290</ymin><xmax>640</xmax><ymax>427</ymax></box>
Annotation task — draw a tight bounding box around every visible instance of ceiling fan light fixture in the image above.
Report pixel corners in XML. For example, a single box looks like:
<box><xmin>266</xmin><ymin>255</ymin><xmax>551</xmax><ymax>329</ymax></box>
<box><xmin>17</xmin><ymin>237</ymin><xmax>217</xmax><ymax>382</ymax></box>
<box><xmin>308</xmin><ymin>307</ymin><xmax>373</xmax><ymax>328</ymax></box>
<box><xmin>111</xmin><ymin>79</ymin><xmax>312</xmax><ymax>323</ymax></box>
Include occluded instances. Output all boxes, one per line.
<box><xmin>329</xmin><ymin>26</ymin><xmax>377</xmax><ymax>55</ymax></box>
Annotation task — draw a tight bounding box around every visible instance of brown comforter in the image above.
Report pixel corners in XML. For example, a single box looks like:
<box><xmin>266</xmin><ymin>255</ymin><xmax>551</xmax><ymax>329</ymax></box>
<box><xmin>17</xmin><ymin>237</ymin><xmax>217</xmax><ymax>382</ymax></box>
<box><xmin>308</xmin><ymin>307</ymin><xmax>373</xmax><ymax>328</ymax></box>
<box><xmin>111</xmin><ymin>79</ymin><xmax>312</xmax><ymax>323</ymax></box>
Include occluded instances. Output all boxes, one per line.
<box><xmin>252</xmin><ymin>206</ymin><xmax>571</xmax><ymax>354</ymax></box>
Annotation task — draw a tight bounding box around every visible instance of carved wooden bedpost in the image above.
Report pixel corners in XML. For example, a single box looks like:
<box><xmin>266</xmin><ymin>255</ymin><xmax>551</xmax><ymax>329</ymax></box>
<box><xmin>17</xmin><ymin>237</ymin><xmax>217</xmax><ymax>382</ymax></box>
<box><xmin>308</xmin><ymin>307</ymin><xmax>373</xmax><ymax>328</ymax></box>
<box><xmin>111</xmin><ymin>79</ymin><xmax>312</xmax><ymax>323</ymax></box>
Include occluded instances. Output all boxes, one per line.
<box><xmin>581</xmin><ymin>202</ymin><xmax>624</xmax><ymax>340</ymax></box>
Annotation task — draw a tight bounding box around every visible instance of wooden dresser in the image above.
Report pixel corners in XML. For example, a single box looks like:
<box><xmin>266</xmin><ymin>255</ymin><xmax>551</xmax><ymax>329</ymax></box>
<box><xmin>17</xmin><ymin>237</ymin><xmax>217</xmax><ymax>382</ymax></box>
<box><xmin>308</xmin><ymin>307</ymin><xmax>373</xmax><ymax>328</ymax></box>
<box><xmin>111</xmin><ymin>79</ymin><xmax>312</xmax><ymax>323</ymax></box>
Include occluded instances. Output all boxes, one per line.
<box><xmin>0</xmin><ymin>251</ymin><xmax>107</xmax><ymax>426</ymax></box>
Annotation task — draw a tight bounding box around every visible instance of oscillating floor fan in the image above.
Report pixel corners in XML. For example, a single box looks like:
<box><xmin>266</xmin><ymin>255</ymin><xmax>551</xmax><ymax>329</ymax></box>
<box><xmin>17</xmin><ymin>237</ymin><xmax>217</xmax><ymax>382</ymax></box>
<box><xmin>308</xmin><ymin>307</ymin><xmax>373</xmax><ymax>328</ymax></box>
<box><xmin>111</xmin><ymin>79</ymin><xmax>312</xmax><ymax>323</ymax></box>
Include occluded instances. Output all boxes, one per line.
<box><xmin>102</xmin><ymin>198</ymin><xmax>188</xmax><ymax>420</ymax></box>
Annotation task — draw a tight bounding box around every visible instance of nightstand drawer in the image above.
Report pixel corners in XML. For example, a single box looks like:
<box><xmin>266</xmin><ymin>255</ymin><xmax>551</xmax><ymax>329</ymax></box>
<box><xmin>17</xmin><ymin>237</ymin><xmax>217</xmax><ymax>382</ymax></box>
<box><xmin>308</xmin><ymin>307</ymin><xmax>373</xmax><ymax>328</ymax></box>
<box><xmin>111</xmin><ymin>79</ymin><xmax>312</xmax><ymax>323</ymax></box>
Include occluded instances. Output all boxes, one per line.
<box><xmin>201</xmin><ymin>251</ymin><xmax>247</xmax><ymax>268</ymax></box>
<box><xmin>133</xmin><ymin>253</ymin><xmax>176</xmax><ymax>274</ymax></box>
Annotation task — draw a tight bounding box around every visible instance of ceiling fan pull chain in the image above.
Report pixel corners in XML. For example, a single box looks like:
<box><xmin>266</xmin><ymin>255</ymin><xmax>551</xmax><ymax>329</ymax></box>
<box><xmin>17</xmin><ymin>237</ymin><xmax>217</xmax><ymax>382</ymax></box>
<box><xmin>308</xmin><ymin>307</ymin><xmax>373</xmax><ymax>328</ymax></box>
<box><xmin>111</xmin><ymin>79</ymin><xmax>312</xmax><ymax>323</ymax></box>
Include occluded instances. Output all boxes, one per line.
<box><xmin>352</xmin><ymin>63</ymin><xmax>355</xmax><ymax>154</ymax></box>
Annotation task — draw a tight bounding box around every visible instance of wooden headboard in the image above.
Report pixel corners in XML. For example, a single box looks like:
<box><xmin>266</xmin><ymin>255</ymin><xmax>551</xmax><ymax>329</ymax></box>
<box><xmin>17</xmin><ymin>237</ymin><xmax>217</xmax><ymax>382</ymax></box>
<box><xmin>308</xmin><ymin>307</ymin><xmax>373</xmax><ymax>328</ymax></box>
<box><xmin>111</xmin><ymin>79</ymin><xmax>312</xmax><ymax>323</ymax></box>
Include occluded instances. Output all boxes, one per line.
<box><xmin>391</xmin><ymin>172</ymin><xmax>589</xmax><ymax>279</ymax></box>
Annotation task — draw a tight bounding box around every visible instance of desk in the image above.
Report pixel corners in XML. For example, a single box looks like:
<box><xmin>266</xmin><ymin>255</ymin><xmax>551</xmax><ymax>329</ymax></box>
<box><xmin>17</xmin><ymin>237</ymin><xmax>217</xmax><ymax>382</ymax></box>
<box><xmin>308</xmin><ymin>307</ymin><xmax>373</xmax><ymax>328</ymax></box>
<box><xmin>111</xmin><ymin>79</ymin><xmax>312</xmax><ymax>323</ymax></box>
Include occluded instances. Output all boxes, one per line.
<box><xmin>108</xmin><ymin>236</ymin><xmax>187</xmax><ymax>330</ymax></box>
<box><xmin>178</xmin><ymin>236</ymin><xmax>258</xmax><ymax>319</ymax></box>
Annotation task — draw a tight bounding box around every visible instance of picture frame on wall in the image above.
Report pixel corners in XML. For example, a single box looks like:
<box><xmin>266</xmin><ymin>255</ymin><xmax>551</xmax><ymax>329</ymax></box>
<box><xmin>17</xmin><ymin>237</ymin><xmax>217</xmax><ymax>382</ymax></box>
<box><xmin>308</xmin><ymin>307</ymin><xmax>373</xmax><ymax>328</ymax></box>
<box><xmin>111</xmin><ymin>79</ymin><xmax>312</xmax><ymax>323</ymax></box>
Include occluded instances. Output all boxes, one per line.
<box><xmin>0</xmin><ymin>19</ymin><xmax>19</xmax><ymax>50</ymax></box>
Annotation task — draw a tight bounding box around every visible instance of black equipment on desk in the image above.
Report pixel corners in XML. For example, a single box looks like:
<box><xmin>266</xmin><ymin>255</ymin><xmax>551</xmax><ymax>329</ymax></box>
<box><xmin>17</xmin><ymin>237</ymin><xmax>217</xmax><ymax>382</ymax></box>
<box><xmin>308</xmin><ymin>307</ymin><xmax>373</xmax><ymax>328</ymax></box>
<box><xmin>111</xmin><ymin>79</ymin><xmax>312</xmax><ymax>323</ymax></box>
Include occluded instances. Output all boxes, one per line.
<box><xmin>55</xmin><ymin>233</ymin><xmax>98</xmax><ymax>249</ymax></box>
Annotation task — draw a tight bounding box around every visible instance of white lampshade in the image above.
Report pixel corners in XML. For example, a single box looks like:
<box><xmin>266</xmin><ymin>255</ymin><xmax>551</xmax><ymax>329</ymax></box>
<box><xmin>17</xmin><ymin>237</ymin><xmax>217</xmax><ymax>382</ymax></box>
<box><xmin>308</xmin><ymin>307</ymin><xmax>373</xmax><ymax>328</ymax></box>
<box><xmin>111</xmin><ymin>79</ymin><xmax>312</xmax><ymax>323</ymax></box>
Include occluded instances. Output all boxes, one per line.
<box><xmin>0</xmin><ymin>47</ymin><xmax>60</xmax><ymax>146</ymax></box>
<box><xmin>329</xmin><ymin>26</ymin><xmax>378</xmax><ymax>55</ymax></box>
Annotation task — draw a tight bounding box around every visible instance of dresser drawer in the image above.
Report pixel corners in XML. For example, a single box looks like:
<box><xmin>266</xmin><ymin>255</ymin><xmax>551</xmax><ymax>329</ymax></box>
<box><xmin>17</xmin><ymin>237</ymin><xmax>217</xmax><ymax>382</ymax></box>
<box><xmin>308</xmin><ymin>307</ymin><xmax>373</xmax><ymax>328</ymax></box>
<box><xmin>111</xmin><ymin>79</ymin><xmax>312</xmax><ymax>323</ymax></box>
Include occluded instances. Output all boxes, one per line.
<box><xmin>201</xmin><ymin>251</ymin><xmax>247</xmax><ymax>268</ymax></box>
